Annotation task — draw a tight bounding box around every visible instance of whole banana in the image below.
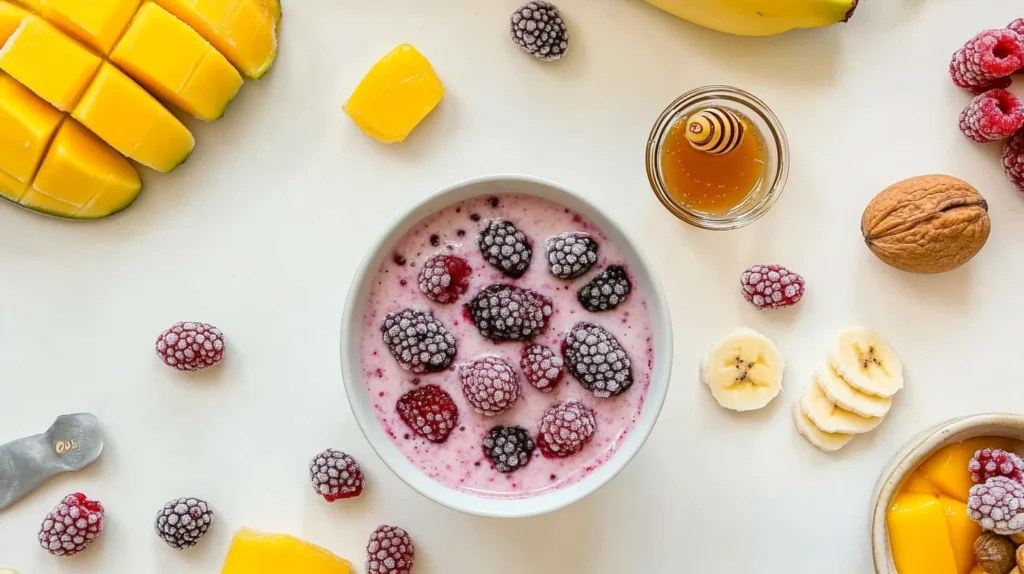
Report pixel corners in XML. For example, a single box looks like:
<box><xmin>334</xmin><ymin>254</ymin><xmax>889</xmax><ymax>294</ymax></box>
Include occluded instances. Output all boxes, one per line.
<box><xmin>645</xmin><ymin>0</ymin><xmax>858</xmax><ymax>37</ymax></box>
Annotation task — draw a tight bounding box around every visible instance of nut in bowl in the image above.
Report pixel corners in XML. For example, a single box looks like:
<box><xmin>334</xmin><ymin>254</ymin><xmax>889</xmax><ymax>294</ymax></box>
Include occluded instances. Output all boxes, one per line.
<box><xmin>340</xmin><ymin>175</ymin><xmax>673</xmax><ymax>518</ymax></box>
<box><xmin>871</xmin><ymin>414</ymin><xmax>1024</xmax><ymax>574</ymax></box>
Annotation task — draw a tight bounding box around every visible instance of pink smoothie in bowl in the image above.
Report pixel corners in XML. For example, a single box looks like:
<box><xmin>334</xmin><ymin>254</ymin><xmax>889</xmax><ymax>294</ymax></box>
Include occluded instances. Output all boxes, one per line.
<box><xmin>341</xmin><ymin>176</ymin><xmax>672</xmax><ymax>517</ymax></box>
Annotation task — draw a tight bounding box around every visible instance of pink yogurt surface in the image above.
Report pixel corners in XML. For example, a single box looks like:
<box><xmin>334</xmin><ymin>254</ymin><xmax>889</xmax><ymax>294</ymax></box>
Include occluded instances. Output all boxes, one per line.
<box><xmin>360</xmin><ymin>193</ymin><xmax>654</xmax><ymax>499</ymax></box>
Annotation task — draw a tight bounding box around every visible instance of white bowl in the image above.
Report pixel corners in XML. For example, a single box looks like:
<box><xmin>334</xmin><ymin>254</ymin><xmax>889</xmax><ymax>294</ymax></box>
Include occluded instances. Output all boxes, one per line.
<box><xmin>870</xmin><ymin>413</ymin><xmax>1024</xmax><ymax>573</ymax></box>
<box><xmin>340</xmin><ymin>174</ymin><xmax>674</xmax><ymax>518</ymax></box>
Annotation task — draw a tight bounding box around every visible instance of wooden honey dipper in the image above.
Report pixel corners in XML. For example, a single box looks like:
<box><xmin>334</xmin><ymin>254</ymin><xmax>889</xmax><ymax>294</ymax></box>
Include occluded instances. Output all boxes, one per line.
<box><xmin>684</xmin><ymin>107</ymin><xmax>745</xmax><ymax>155</ymax></box>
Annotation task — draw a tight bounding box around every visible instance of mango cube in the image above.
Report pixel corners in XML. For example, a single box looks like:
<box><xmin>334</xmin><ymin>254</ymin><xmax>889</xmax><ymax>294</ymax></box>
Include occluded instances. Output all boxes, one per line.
<box><xmin>940</xmin><ymin>495</ymin><xmax>982</xmax><ymax>574</ymax></box>
<box><xmin>73</xmin><ymin>62</ymin><xmax>194</xmax><ymax>172</ymax></box>
<box><xmin>0</xmin><ymin>15</ymin><xmax>102</xmax><ymax>111</ymax></box>
<box><xmin>39</xmin><ymin>0</ymin><xmax>141</xmax><ymax>53</ymax></box>
<box><xmin>900</xmin><ymin>470</ymin><xmax>939</xmax><ymax>496</ymax></box>
<box><xmin>344</xmin><ymin>43</ymin><xmax>444</xmax><ymax>144</ymax></box>
<box><xmin>221</xmin><ymin>528</ymin><xmax>352</xmax><ymax>574</ymax></box>
<box><xmin>29</xmin><ymin>119</ymin><xmax>141</xmax><ymax>218</ymax></box>
<box><xmin>887</xmin><ymin>493</ymin><xmax>958</xmax><ymax>574</ymax></box>
<box><xmin>111</xmin><ymin>3</ymin><xmax>242</xmax><ymax>121</ymax></box>
<box><xmin>154</xmin><ymin>0</ymin><xmax>277</xmax><ymax>79</ymax></box>
<box><xmin>920</xmin><ymin>437</ymin><xmax>1015</xmax><ymax>503</ymax></box>
<box><xmin>0</xmin><ymin>72</ymin><xmax>64</xmax><ymax>183</ymax></box>
<box><xmin>0</xmin><ymin>167</ymin><xmax>28</xmax><ymax>202</ymax></box>
<box><xmin>0</xmin><ymin>1</ymin><xmax>28</xmax><ymax>45</ymax></box>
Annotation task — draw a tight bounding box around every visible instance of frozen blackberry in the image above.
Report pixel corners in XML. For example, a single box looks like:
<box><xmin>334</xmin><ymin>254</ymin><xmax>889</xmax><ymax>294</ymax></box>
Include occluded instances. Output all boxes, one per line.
<box><xmin>537</xmin><ymin>401</ymin><xmax>596</xmax><ymax>458</ymax></box>
<box><xmin>459</xmin><ymin>355</ymin><xmax>522</xmax><ymax>416</ymax></box>
<box><xmin>464</xmin><ymin>284</ymin><xmax>553</xmax><ymax>342</ymax></box>
<box><xmin>380</xmin><ymin>309</ymin><xmax>457</xmax><ymax>373</ymax></box>
<box><xmin>510</xmin><ymin>2</ymin><xmax>569</xmax><ymax>62</ymax></box>
<box><xmin>366</xmin><ymin>525</ymin><xmax>415</xmax><ymax>574</ymax></box>
<box><xmin>520</xmin><ymin>344</ymin><xmax>564</xmax><ymax>392</ymax></box>
<box><xmin>477</xmin><ymin>219</ymin><xmax>532</xmax><ymax>278</ymax></box>
<box><xmin>309</xmin><ymin>449</ymin><xmax>365</xmax><ymax>502</ymax></box>
<box><xmin>545</xmin><ymin>232</ymin><xmax>598</xmax><ymax>280</ymax></box>
<box><xmin>155</xmin><ymin>321</ymin><xmax>225</xmax><ymax>371</ymax></box>
<box><xmin>154</xmin><ymin>497</ymin><xmax>214</xmax><ymax>550</ymax></box>
<box><xmin>418</xmin><ymin>254</ymin><xmax>472</xmax><ymax>304</ymax></box>
<box><xmin>577</xmin><ymin>265</ymin><xmax>632</xmax><ymax>312</ymax></box>
<box><xmin>38</xmin><ymin>493</ymin><xmax>105</xmax><ymax>557</ymax></box>
<box><xmin>483</xmin><ymin>426</ymin><xmax>535</xmax><ymax>473</ymax></box>
<box><xmin>562</xmin><ymin>322</ymin><xmax>633</xmax><ymax>398</ymax></box>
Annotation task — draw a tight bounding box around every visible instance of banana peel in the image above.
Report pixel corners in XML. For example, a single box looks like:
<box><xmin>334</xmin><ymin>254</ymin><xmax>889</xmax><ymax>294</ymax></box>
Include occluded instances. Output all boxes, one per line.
<box><xmin>645</xmin><ymin>0</ymin><xmax>859</xmax><ymax>37</ymax></box>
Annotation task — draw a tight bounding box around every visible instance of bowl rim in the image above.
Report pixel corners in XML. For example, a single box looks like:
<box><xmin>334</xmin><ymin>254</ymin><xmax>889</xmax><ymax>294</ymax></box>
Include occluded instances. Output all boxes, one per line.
<box><xmin>339</xmin><ymin>173</ymin><xmax>674</xmax><ymax>518</ymax></box>
<box><xmin>869</xmin><ymin>413</ymin><xmax>1024</xmax><ymax>573</ymax></box>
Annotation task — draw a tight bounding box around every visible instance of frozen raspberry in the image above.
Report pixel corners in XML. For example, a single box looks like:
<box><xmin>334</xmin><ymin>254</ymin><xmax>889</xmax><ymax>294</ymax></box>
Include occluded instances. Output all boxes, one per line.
<box><xmin>959</xmin><ymin>89</ymin><xmax>1024</xmax><ymax>142</ymax></box>
<box><xmin>396</xmin><ymin>384</ymin><xmax>459</xmax><ymax>443</ymax></box>
<box><xmin>577</xmin><ymin>265</ymin><xmax>632</xmax><ymax>312</ymax></box>
<box><xmin>740</xmin><ymin>264</ymin><xmax>805</xmax><ymax>310</ymax></box>
<box><xmin>154</xmin><ymin>497</ymin><xmax>214</xmax><ymax>550</ymax></box>
<box><xmin>537</xmin><ymin>401</ymin><xmax>596</xmax><ymax>458</ymax></box>
<box><xmin>1009</xmin><ymin>19</ymin><xmax>1024</xmax><ymax>40</ymax></box>
<box><xmin>950</xmin><ymin>29</ymin><xmax>1024</xmax><ymax>93</ymax></box>
<box><xmin>483</xmin><ymin>426</ymin><xmax>535</xmax><ymax>473</ymax></box>
<box><xmin>459</xmin><ymin>355</ymin><xmax>521</xmax><ymax>416</ymax></box>
<box><xmin>380</xmin><ymin>309</ymin><xmax>457</xmax><ymax>373</ymax></box>
<box><xmin>545</xmin><ymin>232</ymin><xmax>598</xmax><ymax>280</ymax></box>
<box><xmin>562</xmin><ymin>322</ymin><xmax>633</xmax><ymax>398</ymax></box>
<box><xmin>520</xmin><ymin>344</ymin><xmax>564</xmax><ymax>392</ymax></box>
<box><xmin>38</xmin><ymin>493</ymin><xmax>105</xmax><ymax>557</ymax></box>
<box><xmin>309</xmin><ymin>449</ymin><xmax>365</xmax><ymax>502</ymax></box>
<box><xmin>155</xmin><ymin>321</ymin><xmax>225</xmax><ymax>371</ymax></box>
<box><xmin>970</xmin><ymin>448</ymin><xmax>1024</xmax><ymax>484</ymax></box>
<box><xmin>418</xmin><ymin>254</ymin><xmax>471</xmax><ymax>304</ymax></box>
<box><xmin>1003</xmin><ymin>131</ymin><xmax>1024</xmax><ymax>193</ymax></box>
<box><xmin>464</xmin><ymin>284</ymin><xmax>553</xmax><ymax>342</ymax></box>
<box><xmin>969</xmin><ymin>476</ymin><xmax>1024</xmax><ymax>535</ymax></box>
<box><xmin>477</xmin><ymin>219</ymin><xmax>532</xmax><ymax>278</ymax></box>
<box><xmin>366</xmin><ymin>525</ymin><xmax>414</xmax><ymax>574</ymax></box>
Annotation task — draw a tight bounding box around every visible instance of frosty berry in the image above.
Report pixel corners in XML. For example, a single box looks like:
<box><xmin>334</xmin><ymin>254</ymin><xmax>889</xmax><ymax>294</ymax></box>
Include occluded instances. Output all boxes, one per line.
<box><xmin>477</xmin><ymin>219</ymin><xmax>532</xmax><ymax>278</ymax></box>
<box><xmin>537</xmin><ymin>401</ymin><xmax>597</xmax><ymax>458</ymax></box>
<box><xmin>464</xmin><ymin>284</ymin><xmax>553</xmax><ymax>342</ymax></box>
<box><xmin>969</xmin><ymin>476</ymin><xmax>1024</xmax><ymax>535</ymax></box>
<box><xmin>155</xmin><ymin>321</ymin><xmax>225</xmax><ymax>371</ymax></box>
<box><xmin>577</xmin><ymin>265</ymin><xmax>632</xmax><ymax>312</ymax></box>
<box><xmin>366</xmin><ymin>525</ymin><xmax>414</xmax><ymax>574</ymax></box>
<box><xmin>520</xmin><ymin>344</ymin><xmax>564</xmax><ymax>392</ymax></box>
<box><xmin>740</xmin><ymin>264</ymin><xmax>805</xmax><ymax>310</ymax></box>
<box><xmin>950</xmin><ymin>29</ymin><xmax>1024</xmax><ymax>94</ymax></box>
<box><xmin>562</xmin><ymin>322</ymin><xmax>633</xmax><ymax>398</ymax></box>
<box><xmin>380</xmin><ymin>309</ymin><xmax>457</xmax><ymax>373</ymax></box>
<box><xmin>309</xmin><ymin>449</ymin><xmax>365</xmax><ymax>502</ymax></box>
<box><xmin>959</xmin><ymin>89</ymin><xmax>1024</xmax><ymax>143</ymax></box>
<box><xmin>38</xmin><ymin>493</ymin><xmax>105</xmax><ymax>557</ymax></box>
<box><xmin>154</xmin><ymin>497</ymin><xmax>214</xmax><ymax>550</ymax></box>
<box><xmin>545</xmin><ymin>232</ymin><xmax>598</xmax><ymax>279</ymax></box>
<box><xmin>482</xmin><ymin>426</ymin><xmax>535</xmax><ymax>473</ymax></box>
<box><xmin>396</xmin><ymin>385</ymin><xmax>459</xmax><ymax>443</ymax></box>
<box><xmin>418</xmin><ymin>254</ymin><xmax>471</xmax><ymax>304</ymax></box>
<box><xmin>459</xmin><ymin>355</ymin><xmax>522</xmax><ymax>416</ymax></box>
<box><xmin>970</xmin><ymin>448</ymin><xmax>1024</xmax><ymax>484</ymax></box>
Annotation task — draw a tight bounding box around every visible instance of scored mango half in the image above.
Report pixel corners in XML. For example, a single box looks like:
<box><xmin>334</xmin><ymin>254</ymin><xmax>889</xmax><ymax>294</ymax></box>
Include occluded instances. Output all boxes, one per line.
<box><xmin>0</xmin><ymin>0</ymin><xmax>279</xmax><ymax>219</ymax></box>
<box><xmin>221</xmin><ymin>528</ymin><xmax>352</xmax><ymax>574</ymax></box>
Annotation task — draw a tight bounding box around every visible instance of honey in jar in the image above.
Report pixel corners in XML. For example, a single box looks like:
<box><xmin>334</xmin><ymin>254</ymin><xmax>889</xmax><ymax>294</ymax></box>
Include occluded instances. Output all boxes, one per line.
<box><xmin>659</xmin><ymin>107</ymin><xmax>767</xmax><ymax>215</ymax></box>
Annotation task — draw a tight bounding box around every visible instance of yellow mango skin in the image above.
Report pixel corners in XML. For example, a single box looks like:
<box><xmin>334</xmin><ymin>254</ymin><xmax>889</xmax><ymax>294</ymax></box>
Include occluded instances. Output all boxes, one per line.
<box><xmin>0</xmin><ymin>1</ymin><xmax>28</xmax><ymax>45</ymax></box>
<box><xmin>0</xmin><ymin>72</ymin><xmax>64</xmax><ymax>183</ymax></box>
<box><xmin>29</xmin><ymin>119</ymin><xmax>141</xmax><ymax>219</ymax></box>
<box><xmin>154</xmin><ymin>0</ymin><xmax>277</xmax><ymax>79</ymax></box>
<box><xmin>0</xmin><ymin>16</ymin><xmax>102</xmax><ymax>111</ymax></box>
<box><xmin>887</xmin><ymin>493</ymin><xmax>958</xmax><ymax>574</ymax></box>
<box><xmin>39</xmin><ymin>0</ymin><xmax>142</xmax><ymax>54</ymax></box>
<box><xmin>18</xmin><ymin>188</ymin><xmax>78</xmax><ymax>217</ymax></box>
<box><xmin>0</xmin><ymin>167</ymin><xmax>29</xmax><ymax>202</ymax></box>
<box><xmin>920</xmin><ymin>437</ymin><xmax>1015</xmax><ymax>503</ymax></box>
<box><xmin>940</xmin><ymin>496</ymin><xmax>982</xmax><ymax>574</ymax></box>
<box><xmin>111</xmin><ymin>3</ymin><xmax>242</xmax><ymax>121</ymax></box>
<box><xmin>221</xmin><ymin>528</ymin><xmax>352</xmax><ymax>574</ymax></box>
<box><xmin>73</xmin><ymin>62</ymin><xmax>194</xmax><ymax>172</ymax></box>
<box><xmin>344</xmin><ymin>44</ymin><xmax>445</xmax><ymax>144</ymax></box>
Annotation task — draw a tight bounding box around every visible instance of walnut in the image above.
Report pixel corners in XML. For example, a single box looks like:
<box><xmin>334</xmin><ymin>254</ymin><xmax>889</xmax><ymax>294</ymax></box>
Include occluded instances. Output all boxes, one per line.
<box><xmin>861</xmin><ymin>175</ymin><xmax>990</xmax><ymax>274</ymax></box>
<box><xmin>975</xmin><ymin>532</ymin><xmax>1016</xmax><ymax>574</ymax></box>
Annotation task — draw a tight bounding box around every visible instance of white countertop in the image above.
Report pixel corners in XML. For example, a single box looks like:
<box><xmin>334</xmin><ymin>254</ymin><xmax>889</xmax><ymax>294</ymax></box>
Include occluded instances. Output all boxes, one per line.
<box><xmin>2</xmin><ymin>0</ymin><xmax>1023</xmax><ymax>571</ymax></box>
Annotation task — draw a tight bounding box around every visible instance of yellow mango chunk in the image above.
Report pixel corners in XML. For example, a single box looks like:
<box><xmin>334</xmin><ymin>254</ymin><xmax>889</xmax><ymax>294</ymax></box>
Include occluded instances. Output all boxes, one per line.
<box><xmin>0</xmin><ymin>167</ymin><xmax>29</xmax><ymax>202</ymax></box>
<box><xmin>28</xmin><ymin>119</ymin><xmax>141</xmax><ymax>219</ymax></box>
<box><xmin>0</xmin><ymin>1</ymin><xmax>28</xmax><ymax>45</ymax></box>
<box><xmin>18</xmin><ymin>187</ymin><xmax>77</xmax><ymax>217</ymax></box>
<box><xmin>0</xmin><ymin>72</ymin><xmax>64</xmax><ymax>183</ymax></box>
<box><xmin>154</xmin><ymin>0</ymin><xmax>277</xmax><ymax>79</ymax></box>
<box><xmin>40</xmin><ymin>0</ymin><xmax>142</xmax><ymax>54</ymax></box>
<box><xmin>111</xmin><ymin>3</ymin><xmax>242</xmax><ymax>121</ymax></box>
<box><xmin>221</xmin><ymin>528</ymin><xmax>352</xmax><ymax>574</ymax></box>
<box><xmin>0</xmin><ymin>16</ymin><xmax>102</xmax><ymax>111</ymax></box>
<box><xmin>887</xmin><ymin>493</ymin><xmax>958</xmax><ymax>574</ymax></box>
<box><xmin>940</xmin><ymin>496</ymin><xmax>982</xmax><ymax>574</ymax></box>
<box><xmin>921</xmin><ymin>437</ymin><xmax>1015</xmax><ymax>503</ymax></box>
<box><xmin>901</xmin><ymin>469</ymin><xmax>939</xmax><ymax>496</ymax></box>
<box><xmin>8</xmin><ymin>0</ymin><xmax>44</xmax><ymax>15</ymax></box>
<box><xmin>263</xmin><ymin>0</ymin><xmax>279</xmax><ymax>22</ymax></box>
<box><xmin>344</xmin><ymin>43</ymin><xmax>445</xmax><ymax>144</ymax></box>
<box><xmin>73</xmin><ymin>62</ymin><xmax>194</xmax><ymax>172</ymax></box>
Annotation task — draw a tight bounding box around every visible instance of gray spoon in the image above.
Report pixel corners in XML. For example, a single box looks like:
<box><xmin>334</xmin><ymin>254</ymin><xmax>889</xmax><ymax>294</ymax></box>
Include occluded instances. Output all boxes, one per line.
<box><xmin>0</xmin><ymin>413</ymin><xmax>104</xmax><ymax>510</ymax></box>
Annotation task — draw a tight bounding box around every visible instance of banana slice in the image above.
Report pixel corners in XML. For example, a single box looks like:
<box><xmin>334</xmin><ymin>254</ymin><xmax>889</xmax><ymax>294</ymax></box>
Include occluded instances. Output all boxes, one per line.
<box><xmin>800</xmin><ymin>380</ymin><xmax>882</xmax><ymax>435</ymax></box>
<box><xmin>815</xmin><ymin>361</ymin><xmax>893</xmax><ymax>419</ymax></box>
<box><xmin>793</xmin><ymin>403</ymin><xmax>854</xmax><ymax>452</ymax></box>
<box><xmin>827</xmin><ymin>327</ymin><xmax>903</xmax><ymax>398</ymax></box>
<box><xmin>702</xmin><ymin>327</ymin><xmax>784</xmax><ymax>412</ymax></box>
